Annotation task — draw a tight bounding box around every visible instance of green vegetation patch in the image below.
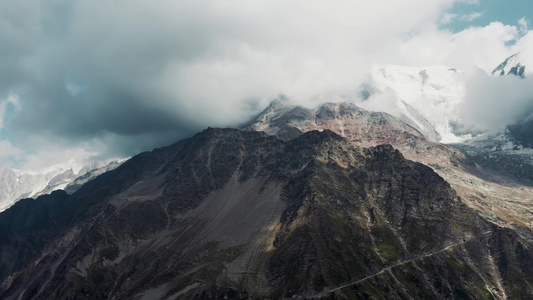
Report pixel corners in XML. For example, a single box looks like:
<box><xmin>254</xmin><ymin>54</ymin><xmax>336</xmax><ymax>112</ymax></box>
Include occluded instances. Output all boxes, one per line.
<box><xmin>444</xmin><ymin>255</ymin><xmax>464</xmax><ymax>270</ymax></box>
<box><xmin>378</xmin><ymin>243</ymin><xmax>400</xmax><ymax>261</ymax></box>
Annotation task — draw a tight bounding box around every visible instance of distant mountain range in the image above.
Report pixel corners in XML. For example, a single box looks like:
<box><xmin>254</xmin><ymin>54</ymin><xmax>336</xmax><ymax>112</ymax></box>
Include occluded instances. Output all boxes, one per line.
<box><xmin>0</xmin><ymin>160</ymin><xmax>125</xmax><ymax>213</ymax></box>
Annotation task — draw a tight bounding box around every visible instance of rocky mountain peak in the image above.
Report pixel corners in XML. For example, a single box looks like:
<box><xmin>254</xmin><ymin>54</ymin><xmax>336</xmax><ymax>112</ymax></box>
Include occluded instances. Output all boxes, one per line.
<box><xmin>492</xmin><ymin>52</ymin><xmax>532</xmax><ymax>77</ymax></box>
<box><xmin>247</xmin><ymin>101</ymin><xmax>425</xmax><ymax>146</ymax></box>
<box><xmin>2</xmin><ymin>127</ymin><xmax>533</xmax><ymax>299</ymax></box>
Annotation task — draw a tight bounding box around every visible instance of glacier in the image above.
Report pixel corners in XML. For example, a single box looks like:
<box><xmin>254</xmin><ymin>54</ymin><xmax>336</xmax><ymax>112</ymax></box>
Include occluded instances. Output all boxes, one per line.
<box><xmin>358</xmin><ymin>64</ymin><xmax>470</xmax><ymax>144</ymax></box>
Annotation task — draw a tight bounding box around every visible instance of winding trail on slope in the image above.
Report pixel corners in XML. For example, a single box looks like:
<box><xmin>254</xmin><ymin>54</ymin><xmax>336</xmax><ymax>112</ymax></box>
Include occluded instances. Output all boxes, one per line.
<box><xmin>308</xmin><ymin>229</ymin><xmax>494</xmax><ymax>299</ymax></box>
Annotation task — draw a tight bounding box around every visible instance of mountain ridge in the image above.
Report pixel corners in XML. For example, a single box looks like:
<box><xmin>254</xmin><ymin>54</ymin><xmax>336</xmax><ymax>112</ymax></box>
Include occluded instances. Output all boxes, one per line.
<box><xmin>247</xmin><ymin>100</ymin><xmax>533</xmax><ymax>237</ymax></box>
<box><xmin>1</xmin><ymin>128</ymin><xmax>533</xmax><ymax>299</ymax></box>
<box><xmin>0</xmin><ymin>159</ymin><xmax>125</xmax><ymax>213</ymax></box>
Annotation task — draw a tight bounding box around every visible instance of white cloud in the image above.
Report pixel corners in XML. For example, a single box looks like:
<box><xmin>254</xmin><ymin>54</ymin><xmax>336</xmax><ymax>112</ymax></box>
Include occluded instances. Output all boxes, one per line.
<box><xmin>0</xmin><ymin>93</ymin><xmax>19</xmax><ymax>132</ymax></box>
<box><xmin>440</xmin><ymin>11</ymin><xmax>483</xmax><ymax>24</ymax></box>
<box><xmin>0</xmin><ymin>0</ymin><xmax>532</xmax><ymax>168</ymax></box>
<box><xmin>441</xmin><ymin>13</ymin><xmax>459</xmax><ymax>25</ymax></box>
<box><xmin>0</xmin><ymin>0</ymin><xmax>461</xmax><ymax>165</ymax></box>
<box><xmin>459</xmin><ymin>68</ymin><xmax>533</xmax><ymax>132</ymax></box>
<box><xmin>455</xmin><ymin>28</ymin><xmax>533</xmax><ymax>133</ymax></box>
<box><xmin>390</xmin><ymin>21</ymin><xmax>519</xmax><ymax>72</ymax></box>
<box><xmin>519</xmin><ymin>17</ymin><xmax>530</xmax><ymax>34</ymax></box>
<box><xmin>378</xmin><ymin>19</ymin><xmax>533</xmax><ymax>134</ymax></box>
<box><xmin>0</xmin><ymin>94</ymin><xmax>23</xmax><ymax>164</ymax></box>
<box><xmin>464</xmin><ymin>11</ymin><xmax>483</xmax><ymax>22</ymax></box>
<box><xmin>0</xmin><ymin>140</ymin><xmax>22</xmax><ymax>160</ymax></box>
<box><xmin>20</xmin><ymin>147</ymin><xmax>96</xmax><ymax>172</ymax></box>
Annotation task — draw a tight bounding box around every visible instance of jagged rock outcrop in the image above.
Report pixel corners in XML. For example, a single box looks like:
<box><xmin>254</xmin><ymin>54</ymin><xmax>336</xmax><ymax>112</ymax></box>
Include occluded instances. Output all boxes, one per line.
<box><xmin>1</xmin><ymin>128</ymin><xmax>532</xmax><ymax>299</ymax></box>
<box><xmin>248</xmin><ymin>100</ymin><xmax>533</xmax><ymax>233</ymax></box>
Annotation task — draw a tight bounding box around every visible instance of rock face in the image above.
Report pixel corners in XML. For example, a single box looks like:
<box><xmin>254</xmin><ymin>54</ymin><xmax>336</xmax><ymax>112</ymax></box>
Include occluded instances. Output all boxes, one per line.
<box><xmin>247</xmin><ymin>100</ymin><xmax>471</xmax><ymax>190</ymax></box>
<box><xmin>248</xmin><ymin>100</ymin><xmax>533</xmax><ymax>232</ymax></box>
<box><xmin>249</xmin><ymin>99</ymin><xmax>426</xmax><ymax>146</ymax></box>
<box><xmin>1</xmin><ymin>128</ymin><xmax>533</xmax><ymax>299</ymax></box>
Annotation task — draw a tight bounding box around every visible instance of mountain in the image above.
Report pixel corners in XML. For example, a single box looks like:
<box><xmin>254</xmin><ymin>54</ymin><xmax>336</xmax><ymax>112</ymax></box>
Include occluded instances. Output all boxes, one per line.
<box><xmin>444</xmin><ymin>53</ymin><xmax>533</xmax><ymax>182</ymax></box>
<box><xmin>0</xmin><ymin>160</ymin><xmax>125</xmax><ymax>213</ymax></box>
<box><xmin>491</xmin><ymin>52</ymin><xmax>533</xmax><ymax>77</ymax></box>
<box><xmin>248</xmin><ymin>100</ymin><xmax>533</xmax><ymax>238</ymax></box>
<box><xmin>507</xmin><ymin>120</ymin><xmax>533</xmax><ymax>148</ymax></box>
<box><xmin>359</xmin><ymin>59</ymin><xmax>533</xmax><ymax>149</ymax></box>
<box><xmin>359</xmin><ymin>64</ymin><xmax>468</xmax><ymax>143</ymax></box>
<box><xmin>248</xmin><ymin>98</ymin><xmax>426</xmax><ymax>145</ymax></box>
<box><xmin>357</xmin><ymin>61</ymin><xmax>533</xmax><ymax>192</ymax></box>
<box><xmin>1</xmin><ymin>127</ymin><xmax>533</xmax><ymax>299</ymax></box>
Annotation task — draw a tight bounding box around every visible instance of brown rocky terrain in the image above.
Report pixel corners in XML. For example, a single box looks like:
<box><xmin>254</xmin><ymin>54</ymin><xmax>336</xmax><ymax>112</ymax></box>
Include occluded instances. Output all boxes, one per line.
<box><xmin>247</xmin><ymin>100</ymin><xmax>533</xmax><ymax>233</ymax></box>
<box><xmin>1</xmin><ymin>128</ymin><xmax>533</xmax><ymax>299</ymax></box>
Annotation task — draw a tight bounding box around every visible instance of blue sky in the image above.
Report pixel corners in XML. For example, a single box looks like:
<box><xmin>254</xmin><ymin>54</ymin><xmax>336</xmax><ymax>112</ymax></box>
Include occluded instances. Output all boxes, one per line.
<box><xmin>444</xmin><ymin>0</ymin><xmax>533</xmax><ymax>32</ymax></box>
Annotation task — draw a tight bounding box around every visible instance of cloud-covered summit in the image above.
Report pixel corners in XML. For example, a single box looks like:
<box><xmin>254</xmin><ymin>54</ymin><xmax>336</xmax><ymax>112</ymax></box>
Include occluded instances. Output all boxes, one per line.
<box><xmin>1</xmin><ymin>0</ymin><xmax>532</xmax><ymax>169</ymax></box>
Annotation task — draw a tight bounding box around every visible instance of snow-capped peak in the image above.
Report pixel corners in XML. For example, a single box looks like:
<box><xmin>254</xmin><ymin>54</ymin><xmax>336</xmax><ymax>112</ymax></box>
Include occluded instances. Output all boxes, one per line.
<box><xmin>359</xmin><ymin>64</ymin><xmax>469</xmax><ymax>143</ymax></box>
<box><xmin>491</xmin><ymin>52</ymin><xmax>533</xmax><ymax>77</ymax></box>
<box><xmin>0</xmin><ymin>158</ymin><xmax>126</xmax><ymax>213</ymax></box>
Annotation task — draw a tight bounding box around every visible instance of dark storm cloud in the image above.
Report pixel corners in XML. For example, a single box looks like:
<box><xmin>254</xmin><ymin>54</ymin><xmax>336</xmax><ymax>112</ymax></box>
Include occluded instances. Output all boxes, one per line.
<box><xmin>0</xmin><ymin>0</ymin><xmax>485</xmax><ymax>163</ymax></box>
<box><xmin>2</xmin><ymin>0</ymin><xmax>241</xmax><ymax>155</ymax></box>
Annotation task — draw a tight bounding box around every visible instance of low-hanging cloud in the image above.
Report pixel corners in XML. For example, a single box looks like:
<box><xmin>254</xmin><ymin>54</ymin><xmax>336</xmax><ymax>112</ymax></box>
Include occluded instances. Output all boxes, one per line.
<box><xmin>459</xmin><ymin>68</ymin><xmax>533</xmax><ymax>133</ymax></box>
<box><xmin>0</xmin><ymin>0</ymin><xmax>531</xmax><ymax>168</ymax></box>
<box><xmin>457</xmin><ymin>29</ymin><xmax>533</xmax><ymax>133</ymax></box>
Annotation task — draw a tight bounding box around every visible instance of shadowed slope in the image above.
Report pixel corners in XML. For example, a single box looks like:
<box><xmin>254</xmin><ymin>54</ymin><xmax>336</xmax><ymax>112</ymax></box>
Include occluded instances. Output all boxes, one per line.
<box><xmin>1</xmin><ymin>129</ymin><xmax>532</xmax><ymax>299</ymax></box>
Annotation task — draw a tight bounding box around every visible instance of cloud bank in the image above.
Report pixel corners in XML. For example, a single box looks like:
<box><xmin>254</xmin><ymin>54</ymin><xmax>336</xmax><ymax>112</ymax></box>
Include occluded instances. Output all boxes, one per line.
<box><xmin>0</xmin><ymin>0</ymin><xmax>532</xmax><ymax>168</ymax></box>
<box><xmin>459</xmin><ymin>31</ymin><xmax>533</xmax><ymax>133</ymax></box>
